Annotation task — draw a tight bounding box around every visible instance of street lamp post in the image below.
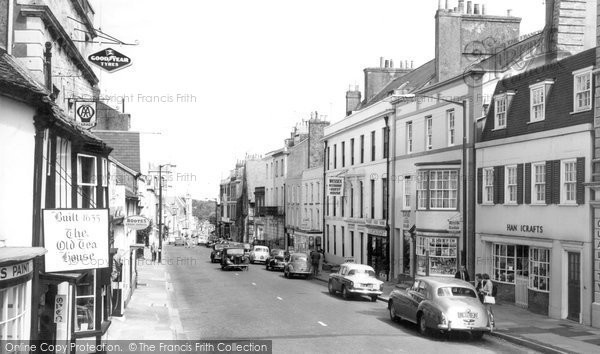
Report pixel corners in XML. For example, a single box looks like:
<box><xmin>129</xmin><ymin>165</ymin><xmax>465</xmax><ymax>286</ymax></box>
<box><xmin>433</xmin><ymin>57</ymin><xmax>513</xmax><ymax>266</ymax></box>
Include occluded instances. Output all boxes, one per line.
<box><xmin>394</xmin><ymin>93</ymin><xmax>469</xmax><ymax>275</ymax></box>
<box><xmin>158</xmin><ymin>163</ymin><xmax>176</xmax><ymax>264</ymax></box>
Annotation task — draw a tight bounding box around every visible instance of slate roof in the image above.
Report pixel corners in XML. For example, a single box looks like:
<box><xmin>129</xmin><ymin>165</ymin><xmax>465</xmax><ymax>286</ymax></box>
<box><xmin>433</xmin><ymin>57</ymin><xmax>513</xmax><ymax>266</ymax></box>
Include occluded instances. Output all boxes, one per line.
<box><xmin>480</xmin><ymin>48</ymin><xmax>596</xmax><ymax>143</ymax></box>
<box><xmin>474</xmin><ymin>31</ymin><xmax>544</xmax><ymax>72</ymax></box>
<box><xmin>94</xmin><ymin>131</ymin><xmax>141</xmax><ymax>172</ymax></box>
<box><xmin>362</xmin><ymin>59</ymin><xmax>436</xmax><ymax>108</ymax></box>
<box><xmin>0</xmin><ymin>50</ymin><xmax>107</xmax><ymax>148</ymax></box>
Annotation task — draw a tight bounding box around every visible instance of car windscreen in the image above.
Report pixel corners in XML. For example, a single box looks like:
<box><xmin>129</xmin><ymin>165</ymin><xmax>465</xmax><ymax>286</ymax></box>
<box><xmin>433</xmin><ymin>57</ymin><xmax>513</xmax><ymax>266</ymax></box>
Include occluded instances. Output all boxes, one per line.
<box><xmin>437</xmin><ymin>287</ymin><xmax>477</xmax><ymax>298</ymax></box>
<box><xmin>226</xmin><ymin>249</ymin><xmax>245</xmax><ymax>255</ymax></box>
<box><xmin>347</xmin><ymin>268</ymin><xmax>376</xmax><ymax>277</ymax></box>
<box><xmin>271</xmin><ymin>250</ymin><xmax>284</xmax><ymax>256</ymax></box>
<box><xmin>255</xmin><ymin>247</ymin><xmax>268</xmax><ymax>252</ymax></box>
<box><xmin>291</xmin><ymin>254</ymin><xmax>307</xmax><ymax>262</ymax></box>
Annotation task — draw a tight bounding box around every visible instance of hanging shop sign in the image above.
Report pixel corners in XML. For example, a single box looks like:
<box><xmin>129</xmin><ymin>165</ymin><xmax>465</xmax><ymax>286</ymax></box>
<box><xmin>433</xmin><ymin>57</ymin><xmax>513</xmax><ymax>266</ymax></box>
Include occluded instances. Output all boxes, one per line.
<box><xmin>88</xmin><ymin>48</ymin><xmax>132</xmax><ymax>72</ymax></box>
<box><xmin>43</xmin><ymin>209</ymin><xmax>110</xmax><ymax>272</ymax></box>
<box><xmin>124</xmin><ymin>215</ymin><xmax>150</xmax><ymax>230</ymax></box>
<box><xmin>327</xmin><ymin>177</ymin><xmax>344</xmax><ymax>197</ymax></box>
<box><xmin>74</xmin><ymin>101</ymin><xmax>97</xmax><ymax>129</ymax></box>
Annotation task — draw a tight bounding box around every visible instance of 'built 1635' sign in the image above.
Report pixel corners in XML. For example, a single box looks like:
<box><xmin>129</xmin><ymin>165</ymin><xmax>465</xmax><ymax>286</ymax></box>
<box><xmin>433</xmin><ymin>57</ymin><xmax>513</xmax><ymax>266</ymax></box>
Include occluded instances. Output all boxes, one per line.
<box><xmin>43</xmin><ymin>209</ymin><xmax>110</xmax><ymax>272</ymax></box>
<box><xmin>88</xmin><ymin>48</ymin><xmax>132</xmax><ymax>73</ymax></box>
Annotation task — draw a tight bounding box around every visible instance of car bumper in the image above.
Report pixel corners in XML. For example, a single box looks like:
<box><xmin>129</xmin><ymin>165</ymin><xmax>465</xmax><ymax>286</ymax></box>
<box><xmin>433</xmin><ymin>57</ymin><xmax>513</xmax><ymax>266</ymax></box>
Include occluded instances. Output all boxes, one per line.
<box><xmin>347</xmin><ymin>288</ymin><xmax>383</xmax><ymax>296</ymax></box>
<box><xmin>289</xmin><ymin>270</ymin><xmax>312</xmax><ymax>275</ymax></box>
<box><xmin>437</xmin><ymin>323</ymin><xmax>492</xmax><ymax>332</ymax></box>
<box><xmin>269</xmin><ymin>263</ymin><xmax>285</xmax><ymax>269</ymax></box>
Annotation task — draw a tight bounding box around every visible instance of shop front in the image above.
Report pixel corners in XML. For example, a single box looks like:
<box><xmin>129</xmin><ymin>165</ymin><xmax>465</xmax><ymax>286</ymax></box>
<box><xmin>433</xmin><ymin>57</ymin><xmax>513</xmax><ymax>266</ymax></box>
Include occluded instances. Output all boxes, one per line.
<box><xmin>415</xmin><ymin>231</ymin><xmax>458</xmax><ymax>277</ymax></box>
<box><xmin>292</xmin><ymin>230</ymin><xmax>322</xmax><ymax>253</ymax></box>
<box><xmin>0</xmin><ymin>249</ymin><xmax>45</xmax><ymax>341</ymax></box>
<box><xmin>366</xmin><ymin>226</ymin><xmax>389</xmax><ymax>281</ymax></box>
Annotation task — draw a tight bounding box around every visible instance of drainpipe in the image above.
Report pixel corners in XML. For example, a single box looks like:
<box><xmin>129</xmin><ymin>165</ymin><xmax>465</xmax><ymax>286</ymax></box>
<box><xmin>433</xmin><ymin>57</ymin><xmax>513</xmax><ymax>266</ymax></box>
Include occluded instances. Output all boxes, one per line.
<box><xmin>44</xmin><ymin>42</ymin><xmax>53</xmax><ymax>94</ymax></box>
<box><xmin>322</xmin><ymin>140</ymin><xmax>328</xmax><ymax>255</ymax></box>
<box><xmin>384</xmin><ymin>116</ymin><xmax>392</xmax><ymax>281</ymax></box>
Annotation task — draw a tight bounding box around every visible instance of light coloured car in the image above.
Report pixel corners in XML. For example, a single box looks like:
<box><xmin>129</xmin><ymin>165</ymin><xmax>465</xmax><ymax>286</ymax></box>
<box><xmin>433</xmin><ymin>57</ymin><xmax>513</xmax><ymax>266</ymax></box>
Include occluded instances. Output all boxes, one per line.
<box><xmin>283</xmin><ymin>252</ymin><xmax>312</xmax><ymax>278</ymax></box>
<box><xmin>388</xmin><ymin>277</ymin><xmax>493</xmax><ymax>339</ymax></box>
<box><xmin>249</xmin><ymin>246</ymin><xmax>270</xmax><ymax>264</ymax></box>
<box><xmin>328</xmin><ymin>263</ymin><xmax>383</xmax><ymax>302</ymax></box>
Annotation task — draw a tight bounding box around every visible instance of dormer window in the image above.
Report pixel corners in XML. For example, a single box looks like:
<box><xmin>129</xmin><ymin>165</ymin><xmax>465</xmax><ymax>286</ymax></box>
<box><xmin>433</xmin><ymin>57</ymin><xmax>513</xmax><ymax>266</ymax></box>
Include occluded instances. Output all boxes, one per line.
<box><xmin>493</xmin><ymin>91</ymin><xmax>514</xmax><ymax>130</ymax></box>
<box><xmin>573</xmin><ymin>67</ymin><xmax>592</xmax><ymax>113</ymax></box>
<box><xmin>529</xmin><ymin>81</ymin><xmax>553</xmax><ymax>123</ymax></box>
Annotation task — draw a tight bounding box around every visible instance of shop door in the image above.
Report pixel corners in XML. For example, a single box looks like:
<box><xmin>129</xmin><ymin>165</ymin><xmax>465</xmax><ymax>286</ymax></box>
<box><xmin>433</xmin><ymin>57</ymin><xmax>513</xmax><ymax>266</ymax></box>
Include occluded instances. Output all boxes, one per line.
<box><xmin>515</xmin><ymin>276</ymin><xmax>528</xmax><ymax>308</ymax></box>
<box><xmin>567</xmin><ymin>252</ymin><xmax>581</xmax><ymax>322</ymax></box>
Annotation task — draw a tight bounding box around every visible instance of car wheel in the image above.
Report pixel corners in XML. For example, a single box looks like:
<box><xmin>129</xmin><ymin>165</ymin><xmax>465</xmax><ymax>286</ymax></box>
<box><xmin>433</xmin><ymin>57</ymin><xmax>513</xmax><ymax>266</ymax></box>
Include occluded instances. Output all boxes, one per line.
<box><xmin>342</xmin><ymin>286</ymin><xmax>350</xmax><ymax>300</ymax></box>
<box><xmin>389</xmin><ymin>302</ymin><xmax>399</xmax><ymax>322</ymax></box>
<box><xmin>471</xmin><ymin>331</ymin><xmax>484</xmax><ymax>340</ymax></box>
<box><xmin>328</xmin><ymin>280</ymin><xmax>335</xmax><ymax>295</ymax></box>
<box><xmin>417</xmin><ymin>313</ymin><xmax>429</xmax><ymax>336</ymax></box>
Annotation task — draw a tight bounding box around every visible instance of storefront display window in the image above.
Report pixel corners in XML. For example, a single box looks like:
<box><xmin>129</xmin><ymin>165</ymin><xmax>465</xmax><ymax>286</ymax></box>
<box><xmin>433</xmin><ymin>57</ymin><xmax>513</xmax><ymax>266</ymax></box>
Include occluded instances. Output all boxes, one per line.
<box><xmin>529</xmin><ymin>248</ymin><xmax>550</xmax><ymax>292</ymax></box>
<box><xmin>416</xmin><ymin>236</ymin><xmax>457</xmax><ymax>276</ymax></box>
<box><xmin>493</xmin><ymin>244</ymin><xmax>530</xmax><ymax>284</ymax></box>
<box><xmin>75</xmin><ymin>271</ymin><xmax>96</xmax><ymax>332</ymax></box>
<box><xmin>0</xmin><ymin>282</ymin><xmax>31</xmax><ymax>340</ymax></box>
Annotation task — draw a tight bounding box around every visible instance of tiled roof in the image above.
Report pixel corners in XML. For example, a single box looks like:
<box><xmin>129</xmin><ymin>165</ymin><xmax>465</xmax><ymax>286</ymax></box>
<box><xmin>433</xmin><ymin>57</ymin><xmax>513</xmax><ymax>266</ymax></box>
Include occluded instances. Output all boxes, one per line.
<box><xmin>362</xmin><ymin>59</ymin><xmax>436</xmax><ymax>108</ymax></box>
<box><xmin>474</xmin><ymin>31</ymin><xmax>544</xmax><ymax>72</ymax></box>
<box><xmin>94</xmin><ymin>131</ymin><xmax>141</xmax><ymax>172</ymax></box>
<box><xmin>0</xmin><ymin>50</ymin><xmax>107</xmax><ymax>147</ymax></box>
<box><xmin>480</xmin><ymin>48</ymin><xmax>595</xmax><ymax>142</ymax></box>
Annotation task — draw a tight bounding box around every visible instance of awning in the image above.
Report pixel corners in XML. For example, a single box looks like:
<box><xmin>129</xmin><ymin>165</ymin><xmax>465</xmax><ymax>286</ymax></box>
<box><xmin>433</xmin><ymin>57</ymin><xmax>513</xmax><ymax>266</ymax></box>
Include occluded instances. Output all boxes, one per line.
<box><xmin>41</xmin><ymin>271</ymin><xmax>87</xmax><ymax>284</ymax></box>
<box><xmin>0</xmin><ymin>247</ymin><xmax>46</xmax><ymax>266</ymax></box>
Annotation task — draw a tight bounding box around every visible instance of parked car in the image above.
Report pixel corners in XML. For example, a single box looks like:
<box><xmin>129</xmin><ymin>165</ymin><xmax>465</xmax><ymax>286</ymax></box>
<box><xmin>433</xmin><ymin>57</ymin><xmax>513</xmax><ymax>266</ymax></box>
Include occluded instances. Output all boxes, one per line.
<box><xmin>387</xmin><ymin>277</ymin><xmax>493</xmax><ymax>339</ymax></box>
<box><xmin>210</xmin><ymin>243</ymin><xmax>227</xmax><ymax>263</ymax></box>
<box><xmin>174</xmin><ymin>237</ymin><xmax>185</xmax><ymax>246</ymax></box>
<box><xmin>283</xmin><ymin>252</ymin><xmax>312</xmax><ymax>278</ymax></box>
<box><xmin>328</xmin><ymin>263</ymin><xmax>383</xmax><ymax>302</ymax></box>
<box><xmin>220</xmin><ymin>246</ymin><xmax>249</xmax><ymax>271</ymax></box>
<box><xmin>265</xmin><ymin>249</ymin><xmax>286</xmax><ymax>271</ymax></box>
<box><xmin>249</xmin><ymin>246</ymin><xmax>270</xmax><ymax>264</ymax></box>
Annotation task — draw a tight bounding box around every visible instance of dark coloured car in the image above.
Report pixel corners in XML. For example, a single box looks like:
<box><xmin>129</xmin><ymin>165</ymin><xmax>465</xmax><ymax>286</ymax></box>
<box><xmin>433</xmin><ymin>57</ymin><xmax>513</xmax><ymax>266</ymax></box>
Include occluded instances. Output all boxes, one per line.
<box><xmin>283</xmin><ymin>253</ymin><xmax>312</xmax><ymax>278</ymax></box>
<box><xmin>221</xmin><ymin>247</ymin><xmax>249</xmax><ymax>271</ymax></box>
<box><xmin>265</xmin><ymin>249</ymin><xmax>286</xmax><ymax>271</ymax></box>
<box><xmin>210</xmin><ymin>243</ymin><xmax>227</xmax><ymax>263</ymax></box>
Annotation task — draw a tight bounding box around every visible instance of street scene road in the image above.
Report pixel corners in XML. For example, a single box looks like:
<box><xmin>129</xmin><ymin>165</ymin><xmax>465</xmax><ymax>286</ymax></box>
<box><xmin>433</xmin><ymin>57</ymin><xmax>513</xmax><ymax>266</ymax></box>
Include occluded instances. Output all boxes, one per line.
<box><xmin>163</xmin><ymin>246</ymin><xmax>536</xmax><ymax>354</ymax></box>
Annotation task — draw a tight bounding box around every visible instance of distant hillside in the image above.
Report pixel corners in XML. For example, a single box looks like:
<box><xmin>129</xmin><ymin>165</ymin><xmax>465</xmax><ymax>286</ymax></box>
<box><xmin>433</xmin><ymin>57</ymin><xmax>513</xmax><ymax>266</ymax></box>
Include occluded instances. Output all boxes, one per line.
<box><xmin>192</xmin><ymin>199</ymin><xmax>217</xmax><ymax>223</ymax></box>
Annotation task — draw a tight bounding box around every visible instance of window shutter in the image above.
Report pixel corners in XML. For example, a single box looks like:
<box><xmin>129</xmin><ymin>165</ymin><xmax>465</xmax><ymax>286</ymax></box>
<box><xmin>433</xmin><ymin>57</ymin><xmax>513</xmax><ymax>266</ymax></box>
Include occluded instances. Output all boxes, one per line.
<box><xmin>552</xmin><ymin>160</ymin><xmax>561</xmax><ymax>204</ymax></box>
<box><xmin>577</xmin><ymin>157</ymin><xmax>585</xmax><ymax>205</ymax></box>
<box><xmin>517</xmin><ymin>164</ymin><xmax>524</xmax><ymax>204</ymax></box>
<box><xmin>545</xmin><ymin>161</ymin><xmax>553</xmax><ymax>205</ymax></box>
<box><xmin>477</xmin><ymin>168</ymin><xmax>483</xmax><ymax>204</ymax></box>
<box><xmin>494</xmin><ymin>166</ymin><xmax>504</xmax><ymax>204</ymax></box>
<box><xmin>524</xmin><ymin>163</ymin><xmax>531</xmax><ymax>204</ymax></box>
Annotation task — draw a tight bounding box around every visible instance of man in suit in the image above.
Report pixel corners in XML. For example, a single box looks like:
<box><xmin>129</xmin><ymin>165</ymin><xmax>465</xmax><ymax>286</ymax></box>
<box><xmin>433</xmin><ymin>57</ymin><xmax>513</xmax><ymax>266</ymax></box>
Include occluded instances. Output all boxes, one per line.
<box><xmin>455</xmin><ymin>265</ymin><xmax>470</xmax><ymax>282</ymax></box>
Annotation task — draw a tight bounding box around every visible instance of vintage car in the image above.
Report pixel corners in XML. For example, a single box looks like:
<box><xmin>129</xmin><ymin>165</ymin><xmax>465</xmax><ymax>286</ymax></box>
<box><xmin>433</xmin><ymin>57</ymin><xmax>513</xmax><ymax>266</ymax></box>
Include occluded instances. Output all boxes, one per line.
<box><xmin>328</xmin><ymin>263</ymin><xmax>383</xmax><ymax>301</ymax></box>
<box><xmin>387</xmin><ymin>277</ymin><xmax>493</xmax><ymax>339</ymax></box>
<box><xmin>249</xmin><ymin>246</ymin><xmax>270</xmax><ymax>264</ymax></box>
<box><xmin>210</xmin><ymin>243</ymin><xmax>227</xmax><ymax>263</ymax></box>
<box><xmin>265</xmin><ymin>249</ymin><xmax>286</xmax><ymax>271</ymax></box>
<box><xmin>283</xmin><ymin>252</ymin><xmax>312</xmax><ymax>278</ymax></box>
<box><xmin>174</xmin><ymin>237</ymin><xmax>185</xmax><ymax>246</ymax></box>
<box><xmin>220</xmin><ymin>247</ymin><xmax>249</xmax><ymax>271</ymax></box>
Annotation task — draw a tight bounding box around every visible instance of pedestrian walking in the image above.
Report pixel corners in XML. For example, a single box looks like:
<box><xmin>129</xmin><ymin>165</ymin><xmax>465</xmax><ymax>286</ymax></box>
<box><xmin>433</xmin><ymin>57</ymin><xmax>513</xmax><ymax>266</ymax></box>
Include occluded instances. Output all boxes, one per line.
<box><xmin>454</xmin><ymin>265</ymin><xmax>470</xmax><ymax>282</ymax></box>
<box><xmin>151</xmin><ymin>243</ymin><xmax>157</xmax><ymax>263</ymax></box>
<box><xmin>318</xmin><ymin>248</ymin><xmax>325</xmax><ymax>274</ymax></box>
<box><xmin>310</xmin><ymin>249</ymin><xmax>321</xmax><ymax>276</ymax></box>
<box><xmin>481</xmin><ymin>273</ymin><xmax>495</xmax><ymax>320</ymax></box>
<box><xmin>474</xmin><ymin>273</ymin><xmax>484</xmax><ymax>303</ymax></box>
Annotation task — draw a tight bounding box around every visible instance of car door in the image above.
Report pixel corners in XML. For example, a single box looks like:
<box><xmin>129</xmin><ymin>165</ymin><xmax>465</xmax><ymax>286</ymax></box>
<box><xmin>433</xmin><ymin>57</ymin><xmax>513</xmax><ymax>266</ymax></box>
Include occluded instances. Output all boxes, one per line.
<box><xmin>396</xmin><ymin>280</ymin><xmax>418</xmax><ymax>320</ymax></box>
<box><xmin>405</xmin><ymin>281</ymin><xmax>426</xmax><ymax>322</ymax></box>
<box><xmin>333</xmin><ymin>266</ymin><xmax>346</xmax><ymax>291</ymax></box>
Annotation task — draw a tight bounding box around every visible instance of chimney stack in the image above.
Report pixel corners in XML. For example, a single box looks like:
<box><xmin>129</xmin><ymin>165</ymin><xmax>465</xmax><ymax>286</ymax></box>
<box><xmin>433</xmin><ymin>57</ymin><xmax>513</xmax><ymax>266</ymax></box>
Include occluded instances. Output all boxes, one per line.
<box><xmin>445</xmin><ymin>0</ymin><xmax>449</xmax><ymax>10</ymax></box>
<box><xmin>507</xmin><ymin>9</ymin><xmax>512</xmax><ymax>17</ymax></box>
<box><xmin>474</xmin><ymin>3</ymin><xmax>479</xmax><ymax>15</ymax></box>
<box><xmin>467</xmin><ymin>1</ymin><xmax>472</xmax><ymax>14</ymax></box>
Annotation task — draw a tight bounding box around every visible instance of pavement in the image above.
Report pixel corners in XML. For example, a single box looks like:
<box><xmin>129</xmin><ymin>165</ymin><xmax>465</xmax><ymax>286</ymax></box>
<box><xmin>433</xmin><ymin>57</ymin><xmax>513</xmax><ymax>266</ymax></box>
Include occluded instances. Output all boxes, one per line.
<box><xmin>312</xmin><ymin>266</ymin><xmax>600</xmax><ymax>354</ymax></box>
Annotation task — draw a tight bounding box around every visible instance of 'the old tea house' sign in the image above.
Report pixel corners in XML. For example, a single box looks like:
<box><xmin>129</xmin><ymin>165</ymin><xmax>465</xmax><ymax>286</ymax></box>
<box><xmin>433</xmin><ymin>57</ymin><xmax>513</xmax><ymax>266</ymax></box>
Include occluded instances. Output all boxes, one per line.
<box><xmin>43</xmin><ymin>209</ymin><xmax>109</xmax><ymax>272</ymax></box>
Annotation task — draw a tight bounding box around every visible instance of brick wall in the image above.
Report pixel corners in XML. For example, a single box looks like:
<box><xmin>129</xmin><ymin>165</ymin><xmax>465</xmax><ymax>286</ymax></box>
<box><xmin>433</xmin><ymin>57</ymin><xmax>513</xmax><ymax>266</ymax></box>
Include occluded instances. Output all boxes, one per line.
<box><xmin>528</xmin><ymin>290</ymin><xmax>550</xmax><ymax>316</ymax></box>
<box><xmin>495</xmin><ymin>282</ymin><xmax>515</xmax><ymax>304</ymax></box>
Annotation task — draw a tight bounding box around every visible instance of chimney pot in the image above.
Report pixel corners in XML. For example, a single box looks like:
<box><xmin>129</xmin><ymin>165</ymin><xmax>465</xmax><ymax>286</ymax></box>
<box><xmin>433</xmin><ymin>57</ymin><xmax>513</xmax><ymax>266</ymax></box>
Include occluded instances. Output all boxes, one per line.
<box><xmin>445</xmin><ymin>0</ymin><xmax>449</xmax><ymax>10</ymax></box>
<box><xmin>399</xmin><ymin>61</ymin><xmax>403</xmax><ymax>69</ymax></box>
<box><xmin>384</xmin><ymin>59</ymin><xmax>389</xmax><ymax>68</ymax></box>
<box><xmin>380</xmin><ymin>57</ymin><xmax>384</xmax><ymax>68</ymax></box>
<box><xmin>481</xmin><ymin>4</ymin><xmax>486</xmax><ymax>15</ymax></box>
<box><xmin>405</xmin><ymin>60</ymin><xmax>409</xmax><ymax>69</ymax></box>
<box><xmin>474</xmin><ymin>3</ymin><xmax>479</xmax><ymax>14</ymax></box>
<box><xmin>438</xmin><ymin>0</ymin><xmax>442</xmax><ymax>9</ymax></box>
<box><xmin>411</xmin><ymin>60</ymin><xmax>414</xmax><ymax>69</ymax></box>
<box><xmin>507</xmin><ymin>9</ymin><xmax>512</xmax><ymax>17</ymax></box>
<box><xmin>390</xmin><ymin>59</ymin><xmax>394</xmax><ymax>68</ymax></box>
<box><xmin>458</xmin><ymin>0</ymin><xmax>464</xmax><ymax>13</ymax></box>
<box><xmin>355</xmin><ymin>85</ymin><xmax>359</xmax><ymax>91</ymax></box>
<box><xmin>467</xmin><ymin>1</ymin><xmax>472</xmax><ymax>14</ymax></box>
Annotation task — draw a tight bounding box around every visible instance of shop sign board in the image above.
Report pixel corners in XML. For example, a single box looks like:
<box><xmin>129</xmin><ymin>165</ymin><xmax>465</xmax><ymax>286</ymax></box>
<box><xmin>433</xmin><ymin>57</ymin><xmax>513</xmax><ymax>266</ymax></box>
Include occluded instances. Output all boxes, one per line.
<box><xmin>367</xmin><ymin>227</ymin><xmax>387</xmax><ymax>237</ymax></box>
<box><xmin>327</xmin><ymin>177</ymin><xmax>344</xmax><ymax>196</ymax></box>
<box><xmin>0</xmin><ymin>260</ymin><xmax>33</xmax><ymax>282</ymax></box>
<box><xmin>448</xmin><ymin>214</ymin><xmax>462</xmax><ymax>234</ymax></box>
<box><xmin>43</xmin><ymin>209</ymin><xmax>110</xmax><ymax>272</ymax></box>
<box><xmin>74</xmin><ymin>101</ymin><xmax>97</xmax><ymax>129</ymax></box>
<box><xmin>88</xmin><ymin>48</ymin><xmax>132</xmax><ymax>72</ymax></box>
<box><xmin>124</xmin><ymin>215</ymin><xmax>150</xmax><ymax>230</ymax></box>
<box><xmin>54</xmin><ymin>295</ymin><xmax>66</xmax><ymax>323</ymax></box>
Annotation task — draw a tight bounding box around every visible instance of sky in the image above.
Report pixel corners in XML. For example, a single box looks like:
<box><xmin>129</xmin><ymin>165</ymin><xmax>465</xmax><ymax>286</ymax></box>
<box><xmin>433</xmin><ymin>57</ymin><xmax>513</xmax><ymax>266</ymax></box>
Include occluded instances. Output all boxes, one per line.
<box><xmin>91</xmin><ymin>0</ymin><xmax>546</xmax><ymax>200</ymax></box>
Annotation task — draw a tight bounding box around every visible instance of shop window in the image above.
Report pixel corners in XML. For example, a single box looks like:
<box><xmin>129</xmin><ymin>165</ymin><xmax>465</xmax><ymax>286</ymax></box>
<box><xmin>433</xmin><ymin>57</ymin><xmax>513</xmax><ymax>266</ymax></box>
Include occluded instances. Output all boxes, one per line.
<box><xmin>493</xmin><ymin>244</ymin><xmax>515</xmax><ymax>283</ymax></box>
<box><xmin>77</xmin><ymin>154</ymin><xmax>97</xmax><ymax>208</ymax></box>
<box><xmin>0</xmin><ymin>282</ymin><xmax>31</xmax><ymax>340</ymax></box>
<box><xmin>529</xmin><ymin>248</ymin><xmax>550</xmax><ymax>292</ymax></box>
<box><xmin>416</xmin><ymin>236</ymin><xmax>457</xmax><ymax>276</ymax></box>
<box><xmin>75</xmin><ymin>271</ymin><xmax>96</xmax><ymax>332</ymax></box>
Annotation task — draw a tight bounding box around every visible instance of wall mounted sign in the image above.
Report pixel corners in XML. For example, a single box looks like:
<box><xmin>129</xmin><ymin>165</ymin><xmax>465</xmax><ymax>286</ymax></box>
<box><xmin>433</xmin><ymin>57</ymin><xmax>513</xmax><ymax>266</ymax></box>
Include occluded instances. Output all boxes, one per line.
<box><xmin>506</xmin><ymin>224</ymin><xmax>544</xmax><ymax>233</ymax></box>
<box><xmin>88</xmin><ymin>48</ymin><xmax>132</xmax><ymax>72</ymax></box>
<box><xmin>74</xmin><ymin>101</ymin><xmax>97</xmax><ymax>129</ymax></box>
<box><xmin>0</xmin><ymin>260</ymin><xmax>33</xmax><ymax>283</ymax></box>
<box><xmin>43</xmin><ymin>209</ymin><xmax>110</xmax><ymax>272</ymax></box>
<box><xmin>448</xmin><ymin>214</ymin><xmax>462</xmax><ymax>234</ymax></box>
<box><xmin>124</xmin><ymin>215</ymin><xmax>150</xmax><ymax>230</ymax></box>
<box><xmin>326</xmin><ymin>177</ymin><xmax>344</xmax><ymax>196</ymax></box>
<box><xmin>54</xmin><ymin>295</ymin><xmax>66</xmax><ymax>323</ymax></box>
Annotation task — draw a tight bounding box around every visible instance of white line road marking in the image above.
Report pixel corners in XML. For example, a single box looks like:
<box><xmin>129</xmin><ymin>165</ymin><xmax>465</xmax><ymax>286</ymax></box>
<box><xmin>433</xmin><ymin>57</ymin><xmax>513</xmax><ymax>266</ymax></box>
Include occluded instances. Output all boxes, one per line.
<box><xmin>318</xmin><ymin>321</ymin><xmax>327</xmax><ymax>327</ymax></box>
<box><xmin>277</xmin><ymin>296</ymin><xmax>283</xmax><ymax>301</ymax></box>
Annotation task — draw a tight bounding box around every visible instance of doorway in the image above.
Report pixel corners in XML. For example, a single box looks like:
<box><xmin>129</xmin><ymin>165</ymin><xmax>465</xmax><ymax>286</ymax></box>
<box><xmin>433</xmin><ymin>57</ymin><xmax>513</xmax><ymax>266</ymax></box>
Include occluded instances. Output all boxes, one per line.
<box><xmin>567</xmin><ymin>252</ymin><xmax>581</xmax><ymax>322</ymax></box>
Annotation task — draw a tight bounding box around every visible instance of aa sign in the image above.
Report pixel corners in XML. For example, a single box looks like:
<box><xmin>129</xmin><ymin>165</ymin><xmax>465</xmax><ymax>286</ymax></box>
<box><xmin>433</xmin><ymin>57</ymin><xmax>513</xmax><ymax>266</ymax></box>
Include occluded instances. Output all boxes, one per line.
<box><xmin>74</xmin><ymin>101</ymin><xmax>97</xmax><ymax>129</ymax></box>
<box><xmin>327</xmin><ymin>177</ymin><xmax>344</xmax><ymax>197</ymax></box>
